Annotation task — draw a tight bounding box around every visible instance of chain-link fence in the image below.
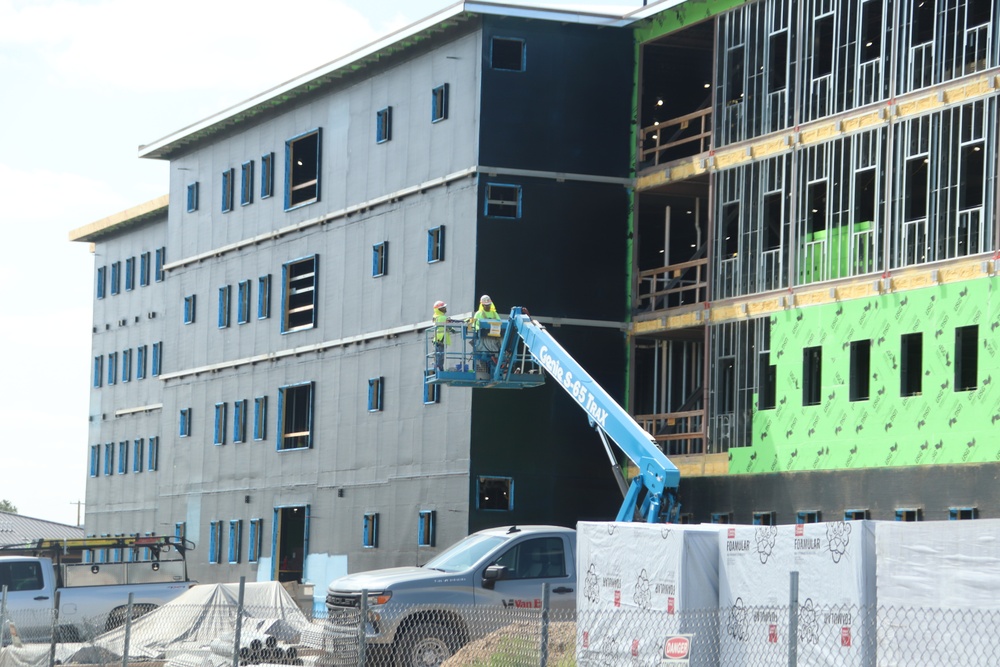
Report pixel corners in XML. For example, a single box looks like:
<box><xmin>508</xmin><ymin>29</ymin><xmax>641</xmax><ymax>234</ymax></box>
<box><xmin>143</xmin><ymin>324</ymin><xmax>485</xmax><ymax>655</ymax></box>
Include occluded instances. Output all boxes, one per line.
<box><xmin>4</xmin><ymin>583</ymin><xmax>1000</xmax><ymax>666</ymax></box>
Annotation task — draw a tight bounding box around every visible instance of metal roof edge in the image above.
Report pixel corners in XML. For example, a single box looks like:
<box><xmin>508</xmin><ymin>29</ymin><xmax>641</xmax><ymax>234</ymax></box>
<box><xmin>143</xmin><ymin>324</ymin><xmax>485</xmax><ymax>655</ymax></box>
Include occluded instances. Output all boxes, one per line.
<box><xmin>69</xmin><ymin>194</ymin><xmax>169</xmax><ymax>243</ymax></box>
<box><xmin>137</xmin><ymin>3</ymin><xmax>470</xmax><ymax>160</ymax></box>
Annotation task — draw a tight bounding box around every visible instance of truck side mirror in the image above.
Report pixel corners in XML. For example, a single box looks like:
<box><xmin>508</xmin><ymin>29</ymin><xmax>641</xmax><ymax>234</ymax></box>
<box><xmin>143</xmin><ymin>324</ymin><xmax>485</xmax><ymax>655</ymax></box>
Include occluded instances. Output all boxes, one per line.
<box><xmin>482</xmin><ymin>565</ymin><xmax>506</xmax><ymax>590</ymax></box>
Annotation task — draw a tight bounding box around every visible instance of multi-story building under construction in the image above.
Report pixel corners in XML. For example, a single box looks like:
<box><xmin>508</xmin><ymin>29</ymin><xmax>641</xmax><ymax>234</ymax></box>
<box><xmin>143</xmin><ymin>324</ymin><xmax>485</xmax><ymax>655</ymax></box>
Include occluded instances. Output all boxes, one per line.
<box><xmin>71</xmin><ymin>0</ymin><xmax>1000</xmax><ymax>593</ymax></box>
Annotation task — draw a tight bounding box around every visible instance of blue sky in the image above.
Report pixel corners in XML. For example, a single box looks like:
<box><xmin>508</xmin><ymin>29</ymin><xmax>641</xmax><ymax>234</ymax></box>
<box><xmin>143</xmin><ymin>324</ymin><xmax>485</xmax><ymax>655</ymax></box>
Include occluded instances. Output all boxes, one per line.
<box><xmin>0</xmin><ymin>0</ymin><xmax>636</xmax><ymax>525</ymax></box>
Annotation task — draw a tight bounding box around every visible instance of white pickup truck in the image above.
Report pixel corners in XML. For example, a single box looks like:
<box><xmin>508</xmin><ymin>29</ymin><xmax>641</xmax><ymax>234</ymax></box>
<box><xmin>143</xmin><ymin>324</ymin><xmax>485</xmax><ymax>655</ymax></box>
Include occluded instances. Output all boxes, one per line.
<box><xmin>0</xmin><ymin>536</ymin><xmax>195</xmax><ymax>644</ymax></box>
<box><xmin>324</xmin><ymin>525</ymin><xmax>576</xmax><ymax>666</ymax></box>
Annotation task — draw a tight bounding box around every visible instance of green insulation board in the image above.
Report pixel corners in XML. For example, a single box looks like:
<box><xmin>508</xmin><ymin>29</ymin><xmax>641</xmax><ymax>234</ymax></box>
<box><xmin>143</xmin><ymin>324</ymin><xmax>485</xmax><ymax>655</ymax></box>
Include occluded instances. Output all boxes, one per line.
<box><xmin>731</xmin><ymin>277</ymin><xmax>1000</xmax><ymax>474</ymax></box>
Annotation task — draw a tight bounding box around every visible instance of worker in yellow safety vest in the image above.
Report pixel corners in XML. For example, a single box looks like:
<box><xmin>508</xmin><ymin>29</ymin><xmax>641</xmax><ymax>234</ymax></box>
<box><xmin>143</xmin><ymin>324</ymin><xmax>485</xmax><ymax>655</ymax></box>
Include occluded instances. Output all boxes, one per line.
<box><xmin>472</xmin><ymin>295</ymin><xmax>501</xmax><ymax>371</ymax></box>
<box><xmin>433</xmin><ymin>300</ymin><xmax>452</xmax><ymax>370</ymax></box>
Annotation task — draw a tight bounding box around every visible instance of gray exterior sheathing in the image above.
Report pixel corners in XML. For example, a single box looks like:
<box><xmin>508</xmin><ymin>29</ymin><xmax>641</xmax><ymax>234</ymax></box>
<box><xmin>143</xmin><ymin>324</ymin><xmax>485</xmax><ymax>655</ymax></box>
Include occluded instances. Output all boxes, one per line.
<box><xmin>83</xmin><ymin>11</ymin><xmax>640</xmax><ymax>589</ymax></box>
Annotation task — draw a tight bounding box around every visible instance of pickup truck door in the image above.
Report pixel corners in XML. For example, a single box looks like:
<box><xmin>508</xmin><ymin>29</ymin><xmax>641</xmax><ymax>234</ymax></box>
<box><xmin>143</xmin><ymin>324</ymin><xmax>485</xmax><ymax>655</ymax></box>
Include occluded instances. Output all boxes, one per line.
<box><xmin>474</xmin><ymin>535</ymin><xmax>575</xmax><ymax>610</ymax></box>
<box><xmin>0</xmin><ymin>560</ymin><xmax>53</xmax><ymax>639</ymax></box>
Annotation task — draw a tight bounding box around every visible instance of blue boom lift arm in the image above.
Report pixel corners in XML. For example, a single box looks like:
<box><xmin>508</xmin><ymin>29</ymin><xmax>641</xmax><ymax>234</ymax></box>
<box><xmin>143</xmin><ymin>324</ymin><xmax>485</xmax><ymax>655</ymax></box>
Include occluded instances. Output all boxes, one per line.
<box><xmin>426</xmin><ymin>306</ymin><xmax>681</xmax><ymax>522</ymax></box>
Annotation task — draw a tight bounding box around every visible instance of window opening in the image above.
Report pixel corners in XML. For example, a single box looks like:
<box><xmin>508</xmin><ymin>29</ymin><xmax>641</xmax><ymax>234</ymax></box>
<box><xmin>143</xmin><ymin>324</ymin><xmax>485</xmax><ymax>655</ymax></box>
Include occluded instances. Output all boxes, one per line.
<box><xmin>111</xmin><ymin>261</ymin><xmax>121</xmax><ymax>295</ymax></box>
<box><xmin>140</xmin><ymin>252</ymin><xmax>150</xmax><ymax>287</ymax></box>
<box><xmin>844</xmin><ymin>508</ymin><xmax>870</xmax><ymax>520</ymax></box>
<box><xmin>208</xmin><ymin>521</ymin><xmax>222</xmax><ymax>564</ymax></box>
<box><xmin>491</xmin><ymin>37</ymin><xmax>525</xmax><ymax>71</ymax></box>
<box><xmin>860</xmin><ymin>1</ymin><xmax>883</xmax><ymax>63</ymax></box>
<box><xmin>803</xmin><ymin>346</ymin><xmax>822</xmax><ymax>406</ymax></box>
<box><xmin>950</xmin><ymin>506</ymin><xmax>978</xmax><ymax>520</ymax></box>
<box><xmin>895</xmin><ymin>507</ymin><xmax>922</xmax><ymax>521</ymax></box>
<box><xmin>418</xmin><ymin>510</ymin><xmax>436</xmax><ymax>547</ymax></box>
<box><xmin>372</xmin><ymin>242</ymin><xmax>388</xmax><ymax>277</ymax></box>
<box><xmin>912</xmin><ymin>0</ymin><xmax>935</xmax><ymax>44</ymax></box>
<box><xmin>768</xmin><ymin>30</ymin><xmax>788</xmax><ymax>92</ymax></box>
<box><xmin>711</xmin><ymin>512</ymin><xmax>733</xmax><ymax>524</ymax></box>
<box><xmin>254</xmin><ymin>396</ymin><xmax>267</xmax><ymax>441</ymax></box>
<box><xmin>368</xmin><ymin>377</ymin><xmax>384</xmax><ymax>412</ymax></box>
<box><xmin>427</xmin><ymin>226</ymin><xmax>445</xmax><ymax>263</ymax></box>
<box><xmin>117</xmin><ymin>441</ymin><xmax>128</xmax><ymax>475</ymax></box>
<box><xmin>363</xmin><ymin>513</ymin><xmax>379</xmax><ymax>548</ymax></box>
<box><xmin>278</xmin><ymin>382</ymin><xmax>313</xmax><ymax>450</ymax></box>
<box><xmin>797</xmin><ymin>510</ymin><xmax>821</xmax><ymax>524</ymax></box>
<box><xmin>261</xmin><ymin>152</ymin><xmax>274</xmax><ymax>199</ymax></box>
<box><xmin>229</xmin><ymin>520</ymin><xmax>243</xmax><ymax>564</ymax></box>
<box><xmin>179</xmin><ymin>408</ymin><xmax>192</xmax><ymax>438</ymax></box>
<box><xmin>282</xmin><ymin>256</ymin><xmax>318</xmax><ymax>332</ymax></box>
<box><xmin>752</xmin><ymin>511</ymin><xmax>776</xmax><ymax>525</ymax></box>
<box><xmin>758</xmin><ymin>352</ymin><xmax>776</xmax><ymax>410</ymax></box>
<box><xmin>89</xmin><ymin>445</ymin><xmax>100</xmax><ymax>477</ymax></box>
<box><xmin>248</xmin><ymin>518</ymin><xmax>263</xmax><ymax>563</ymax></box>
<box><xmin>133</xmin><ymin>439</ymin><xmax>144</xmax><ymax>473</ymax></box>
<box><xmin>155</xmin><ymin>247</ymin><xmax>165</xmax><ymax>282</ymax></box>
<box><xmin>850</xmin><ymin>340</ymin><xmax>871</xmax><ymax>401</ymax></box>
<box><xmin>104</xmin><ymin>443</ymin><xmax>114</xmax><ymax>476</ymax></box>
<box><xmin>221</xmin><ymin>168</ymin><xmax>234</xmax><ymax>213</ymax></box>
<box><xmin>285</xmin><ymin>129</ymin><xmax>321</xmax><ymax>209</ymax></box>
<box><xmin>234</xmin><ymin>399</ymin><xmax>248</xmax><ymax>443</ymax></box>
<box><xmin>125</xmin><ymin>257</ymin><xmax>135</xmax><ymax>291</ymax></box>
<box><xmin>376</xmin><ymin>107</ymin><xmax>392</xmax><ymax>144</ymax></box>
<box><xmin>955</xmin><ymin>325</ymin><xmax>978</xmax><ymax>391</ymax></box>
<box><xmin>901</xmin><ymin>332</ymin><xmax>923</xmax><ymax>396</ymax></box>
<box><xmin>424</xmin><ymin>375</ymin><xmax>440</xmax><ymax>404</ymax></box>
<box><xmin>812</xmin><ymin>15</ymin><xmax>834</xmax><ymax>78</ymax></box>
<box><xmin>187</xmin><ymin>182</ymin><xmax>199</xmax><ymax>212</ymax></box>
<box><xmin>214</xmin><ymin>403</ymin><xmax>227</xmax><ymax>445</ymax></box>
<box><xmin>218</xmin><ymin>285</ymin><xmax>231</xmax><ymax>329</ymax></box>
<box><xmin>477</xmin><ymin>476</ymin><xmax>513</xmax><ymax>511</ymax></box>
<box><xmin>241</xmin><ymin>161</ymin><xmax>254</xmax><ymax>206</ymax></box>
<box><xmin>485</xmin><ymin>184</ymin><xmax>521</xmax><ymax>218</ymax></box>
<box><xmin>237</xmin><ymin>280</ymin><xmax>251</xmax><ymax>324</ymax></box>
<box><xmin>93</xmin><ymin>356</ymin><xmax>102</xmax><ymax>388</ymax></box>
<box><xmin>959</xmin><ymin>142</ymin><xmax>985</xmax><ymax>211</ymax></box>
<box><xmin>184</xmin><ymin>295</ymin><xmax>196</xmax><ymax>324</ymax></box>
<box><xmin>258</xmin><ymin>275</ymin><xmax>272</xmax><ymax>319</ymax></box>
<box><xmin>107</xmin><ymin>352</ymin><xmax>117</xmax><ymax>386</ymax></box>
<box><xmin>725</xmin><ymin>44</ymin><xmax>745</xmax><ymax>106</ymax></box>
<box><xmin>121</xmin><ymin>348</ymin><xmax>131</xmax><ymax>383</ymax></box>
<box><xmin>148</xmin><ymin>436</ymin><xmax>159</xmax><ymax>471</ymax></box>
<box><xmin>152</xmin><ymin>342</ymin><xmax>162</xmax><ymax>377</ymax></box>
<box><xmin>431</xmin><ymin>84</ymin><xmax>449</xmax><ymax>122</ymax></box>
<box><xmin>96</xmin><ymin>266</ymin><xmax>106</xmax><ymax>299</ymax></box>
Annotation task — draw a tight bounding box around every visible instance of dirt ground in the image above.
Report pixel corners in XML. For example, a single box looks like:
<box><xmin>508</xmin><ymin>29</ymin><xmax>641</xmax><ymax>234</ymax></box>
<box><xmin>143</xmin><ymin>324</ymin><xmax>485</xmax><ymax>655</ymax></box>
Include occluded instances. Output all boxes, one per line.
<box><xmin>443</xmin><ymin>621</ymin><xmax>576</xmax><ymax>666</ymax></box>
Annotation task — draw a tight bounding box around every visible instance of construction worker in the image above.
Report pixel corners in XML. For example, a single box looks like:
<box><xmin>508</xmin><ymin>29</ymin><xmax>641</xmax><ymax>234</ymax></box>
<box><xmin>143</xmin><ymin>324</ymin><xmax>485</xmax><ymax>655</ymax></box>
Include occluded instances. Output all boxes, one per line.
<box><xmin>473</xmin><ymin>295</ymin><xmax>502</xmax><ymax>372</ymax></box>
<box><xmin>432</xmin><ymin>300</ymin><xmax>452</xmax><ymax>370</ymax></box>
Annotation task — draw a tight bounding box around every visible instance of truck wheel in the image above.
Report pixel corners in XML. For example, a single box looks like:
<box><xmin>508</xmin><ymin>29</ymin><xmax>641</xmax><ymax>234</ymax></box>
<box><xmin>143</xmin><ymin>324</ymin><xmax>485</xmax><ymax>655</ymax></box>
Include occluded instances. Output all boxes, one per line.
<box><xmin>396</xmin><ymin>622</ymin><xmax>457</xmax><ymax>667</ymax></box>
<box><xmin>105</xmin><ymin>603</ymin><xmax>158</xmax><ymax>632</ymax></box>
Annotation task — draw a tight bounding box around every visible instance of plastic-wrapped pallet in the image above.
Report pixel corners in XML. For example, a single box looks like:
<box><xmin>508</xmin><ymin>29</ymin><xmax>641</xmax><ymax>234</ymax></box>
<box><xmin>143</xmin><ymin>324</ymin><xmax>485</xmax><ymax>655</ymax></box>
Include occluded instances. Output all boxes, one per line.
<box><xmin>718</xmin><ymin>521</ymin><xmax>876</xmax><ymax>667</ymax></box>
<box><xmin>575</xmin><ymin>521</ymin><xmax>722</xmax><ymax>666</ymax></box>
<box><xmin>876</xmin><ymin>519</ymin><xmax>1000</xmax><ymax>666</ymax></box>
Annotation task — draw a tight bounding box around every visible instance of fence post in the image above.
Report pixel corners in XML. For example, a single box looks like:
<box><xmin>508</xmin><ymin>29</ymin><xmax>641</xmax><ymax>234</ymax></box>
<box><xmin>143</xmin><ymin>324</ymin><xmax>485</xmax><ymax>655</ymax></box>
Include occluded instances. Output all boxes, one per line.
<box><xmin>539</xmin><ymin>583</ymin><xmax>550</xmax><ymax>667</ymax></box>
<box><xmin>48</xmin><ymin>590</ymin><xmax>60</xmax><ymax>667</ymax></box>
<box><xmin>121</xmin><ymin>592</ymin><xmax>135</xmax><ymax>667</ymax></box>
<box><xmin>233</xmin><ymin>577</ymin><xmax>246</xmax><ymax>667</ymax></box>
<box><xmin>1</xmin><ymin>585</ymin><xmax>7</xmax><ymax>647</ymax></box>
<box><xmin>358</xmin><ymin>589</ymin><xmax>368</xmax><ymax>667</ymax></box>
<box><xmin>788</xmin><ymin>571</ymin><xmax>799</xmax><ymax>667</ymax></box>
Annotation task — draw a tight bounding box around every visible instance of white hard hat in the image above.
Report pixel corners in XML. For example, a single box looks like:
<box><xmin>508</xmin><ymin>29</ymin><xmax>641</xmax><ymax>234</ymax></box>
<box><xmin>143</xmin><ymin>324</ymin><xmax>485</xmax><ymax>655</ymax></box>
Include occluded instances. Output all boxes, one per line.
<box><xmin>434</xmin><ymin>300</ymin><xmax>447</xmax><ymax>310</ymax></box>
<box><xmin>480</xmin><ymin>294</ymin><xmax>492</xmax><ymax>305</ymax></box>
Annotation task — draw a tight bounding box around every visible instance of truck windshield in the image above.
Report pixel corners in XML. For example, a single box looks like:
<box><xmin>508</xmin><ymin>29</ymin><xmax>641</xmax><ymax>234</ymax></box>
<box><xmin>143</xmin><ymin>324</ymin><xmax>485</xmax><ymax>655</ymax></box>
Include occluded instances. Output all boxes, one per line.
<box><xmin>423</xmin><ymin>535</ymin><xmax>507</xmax><ymax>572</ymax></box>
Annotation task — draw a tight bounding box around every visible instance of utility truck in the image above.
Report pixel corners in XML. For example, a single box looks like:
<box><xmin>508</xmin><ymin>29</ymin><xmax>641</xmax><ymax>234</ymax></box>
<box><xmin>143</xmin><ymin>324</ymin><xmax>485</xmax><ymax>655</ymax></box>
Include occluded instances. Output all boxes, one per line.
<box><xmin>324</xmin><ymin>308</ymin><xmax>680</xmax><ymax>665</ymax></box>
<box><xmin>0</xmin><ymin>535</ymin><xmax>195</xmax><ymax>644</ymax></box>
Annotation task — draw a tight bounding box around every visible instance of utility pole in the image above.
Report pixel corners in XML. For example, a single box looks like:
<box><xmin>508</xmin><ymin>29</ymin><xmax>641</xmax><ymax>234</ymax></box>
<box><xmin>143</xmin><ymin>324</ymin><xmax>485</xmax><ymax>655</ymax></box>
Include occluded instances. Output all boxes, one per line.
<box><xmin>69</xmin><ymin>500</ymin><xmax>84</xmax><ymax>527</ymax></box>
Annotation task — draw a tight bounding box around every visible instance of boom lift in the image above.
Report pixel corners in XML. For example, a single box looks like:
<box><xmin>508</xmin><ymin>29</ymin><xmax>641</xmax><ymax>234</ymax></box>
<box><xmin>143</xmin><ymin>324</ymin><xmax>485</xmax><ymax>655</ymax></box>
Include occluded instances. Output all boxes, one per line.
<box><xmin>426</xmin><ymin>306</ymin><xmax>680</xmax><ymax>522</ymax></box>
